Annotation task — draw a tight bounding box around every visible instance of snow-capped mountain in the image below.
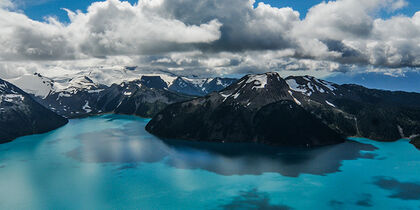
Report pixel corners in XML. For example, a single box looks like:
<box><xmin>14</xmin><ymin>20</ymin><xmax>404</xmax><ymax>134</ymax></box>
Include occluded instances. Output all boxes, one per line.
<box><xmin>8</xmin><ymin>71</ymin><xmax>237</xmax><ymax>98</ymax></box>
<box><xmin>140</xmin><ymin>75</ymin><xmax>237</xmax><ymax>96</ymax></box>
<box><xmin>6</xmin><ymin>71</ymin><xmax>236</xmax><ymax>118</ymax></box>
<box><xmin>0</xmin><ymin>79</ymin><xmax>68</xmax><ymax>143</ymax></box>
<box><xmin>37</xmin><ymin>75</ymin><xmax>108</xmax><ymax>118</ymax></box>
<box><xmin>7</xmin><ymin>73</ymin><xmax>55</xmax><ymax>98</ymax></box>
<box><xmin>37</xmin><ymin>76</ymin><xmax>192</xmax><ymax>118</ymax></box>
<box><xmin>147</xmin><ymin>72</ymin><xmax>420</xmax><ymax>147</ymax></box>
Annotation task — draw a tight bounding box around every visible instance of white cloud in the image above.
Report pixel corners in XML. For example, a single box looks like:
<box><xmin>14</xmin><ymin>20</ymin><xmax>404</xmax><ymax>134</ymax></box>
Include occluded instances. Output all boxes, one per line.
<box><xmin>0</xmin><ymin>0</ymin><xmax>222</xmax><ymax>61</ymax></box>
<box><xmin>0</xmin><ymin>0</ymin><xmax>419</xmax><ymax>79</ymax></box>
<box><xmin>0</xmin><ymin>0</ymin><xmax>13</xmax><ymax>9</ymax></box>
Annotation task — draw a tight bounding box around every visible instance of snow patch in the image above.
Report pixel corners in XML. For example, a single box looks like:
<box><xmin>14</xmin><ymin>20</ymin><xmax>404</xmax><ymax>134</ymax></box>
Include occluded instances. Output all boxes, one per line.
<box><xmin>325</xmin><ymin>100</ymin><xmax>336</xmax><ymax>107</ymax></box>
<box><xmin>7</xmin><ymin>74</ymin><xmax>53</xmax><ymax>98</ymax></box>
<box><xmin>288</xmin><ymin>90</ymin><xmax>301</xmax><ymax>105</ymax></box>
<box><xmin>246</xmin><ymin>74</ymin><xmax>267</xmax><ymax>89</ymax></box>
<box><xmin>0</xmin><ymin>94</ymin><xmax>24</xmax><ymax>102</ymax></box>
<box><xmin>82</xmin><ymin>101</ymin><xmax>92</xmax><ymax>113</ymax></box>
<box><xmin>233</xmin><ymin>92</ymin><xmax>240</xmax><ymax>99</ymax></box>
<box><xmin>286</xmin><ymin>79</ymin><xmax>306</xmax><ymax>93</ymax></box>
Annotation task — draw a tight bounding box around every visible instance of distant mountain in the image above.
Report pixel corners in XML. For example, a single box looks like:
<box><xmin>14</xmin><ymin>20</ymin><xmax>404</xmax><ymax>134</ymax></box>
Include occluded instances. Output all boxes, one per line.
<box><xmin>147</xmin><ymin>72</ymin><xmax>420</xmax><ymax>148</ymax></box>
<box><xmin>0</xmin><ymin>79</ymin><xmax>68</xmax><ymax>143</ymax></box>
<box><xmin>140</xmin><ymin>75</ymin><xmax>237</xmax><ymax>96</ymax></box>
<box><xmin>9</xmin><ymin>73</ymin><xmax>235</xmax><ymax>118</ymax></box>
<box><xmin>95</xmin><ymin>80</ymin><xmax>192</xmax><ymax>118</ymax></box>
<box><xmin>146</xmin><ymin>73</ymin><xmax>345</xmax><ymax>147</ymax></box>
<box><xmin>38</xmin><ymin>75</ymin><xmax>108</xmax><ymax>118</ymax></box>
<box><xmin>37</xmin><ymin>77</ymin><xmax>192</xmax><ymax>119</ymax></box>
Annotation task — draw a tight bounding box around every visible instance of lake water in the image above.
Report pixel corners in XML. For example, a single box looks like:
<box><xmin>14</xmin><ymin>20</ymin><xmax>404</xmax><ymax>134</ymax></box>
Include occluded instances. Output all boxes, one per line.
<box><xmin>0</xmin><ymin>114</ymin><xmax>419</xmax><ymax>210</ymax></box>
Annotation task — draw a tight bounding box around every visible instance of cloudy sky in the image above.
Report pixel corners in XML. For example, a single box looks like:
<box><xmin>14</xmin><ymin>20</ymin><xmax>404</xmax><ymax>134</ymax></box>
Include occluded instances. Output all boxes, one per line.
<box><xmin>0</xmin><ymin>0</ymin><xmax>420</xmax><ymax>91</ymax></box>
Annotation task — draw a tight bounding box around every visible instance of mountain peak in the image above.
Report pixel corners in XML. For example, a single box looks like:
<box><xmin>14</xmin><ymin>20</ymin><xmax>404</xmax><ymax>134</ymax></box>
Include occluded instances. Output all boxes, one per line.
<box><xmin>285</xmin><ymin>75</ymin><xmax>338</xmax><ymax>97</ymax></box>
<box><xmin>216</xmin><ymin>72</ymin><xmax>292</xmax><ymax>108</ymax></box>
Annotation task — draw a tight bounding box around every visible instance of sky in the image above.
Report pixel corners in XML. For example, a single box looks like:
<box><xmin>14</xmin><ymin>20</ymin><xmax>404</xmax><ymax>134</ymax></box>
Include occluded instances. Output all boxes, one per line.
<box><xmin>1</xmin><ymin>0</ymin><xmax>420</xmax><ymax>91</ymax></box>
<box><xmin>17</xmin><ymin>0</ymin><xmax>420</xmax><ymax>22</ymax></box>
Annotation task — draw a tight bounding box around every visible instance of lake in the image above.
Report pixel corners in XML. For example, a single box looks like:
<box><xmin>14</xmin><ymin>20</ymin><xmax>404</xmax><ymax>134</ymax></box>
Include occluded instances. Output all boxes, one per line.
<box><xmin>0</xmin><ymin>114</ymin><xmax>419</xmax><ymax>209</ymax></box>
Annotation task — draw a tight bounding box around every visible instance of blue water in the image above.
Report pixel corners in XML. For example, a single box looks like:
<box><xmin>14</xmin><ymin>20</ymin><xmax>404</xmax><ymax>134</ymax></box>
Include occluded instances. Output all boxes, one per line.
<box><xmin>0</xmin><ymin>114</ymin><xmax>419</xmax><ymax>210</ymax></box>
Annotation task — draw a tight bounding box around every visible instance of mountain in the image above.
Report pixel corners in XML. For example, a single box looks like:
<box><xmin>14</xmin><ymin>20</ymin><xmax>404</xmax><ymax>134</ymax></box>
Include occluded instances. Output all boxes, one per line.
<box><xmin>146</xmin><ymin>73</ymin><xmax>346</xmax><ymax>147</ymax></box>
<box><xmin>146</xmin><ymin>72</ymin><xmax>420</xmax><ymax>147</ymax></box>
<box><xmin>37</xmin><ymin>77</ymin><xmax>192</xmax><ymax>118</ymax></box>
<box><xmin>95</xmin><ymin>80</ymin><xmax>192</xmax><ymax>118</ymax></box>
<box><xmin>7</xmin><ymin>73</ymin><xmax>55</xmax><ymax>98</ymax></box>
<box><xmin>38</xmin><ymin>75</ymin><xmax>108</xmax><ymax>118</ymax></box>
<box><xmin>140</xmin><ymin>75</ymin><xmax>237</xmax><ymax>96</ymax></box>
<box><xmin>284</xmin><ymin>75</ymin><xmax>420</xmax><ymax>141</ymax></box>
<box><xmin>0</xmin><ymin>79</ymin><xmax>68</xmax><ymax>143</ymax></box>
<box><xmin>8</xmin><ymin>72</ymin><xmax>235</xmax><ymax>118</ymax></box>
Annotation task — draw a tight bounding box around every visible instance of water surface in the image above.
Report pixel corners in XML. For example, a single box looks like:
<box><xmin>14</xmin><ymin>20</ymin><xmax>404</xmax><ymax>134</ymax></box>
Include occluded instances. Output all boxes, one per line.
<box><xmin>0</xmin><ymin>115</ymin><xmax>419</xmax><ymax>209</ymax></box>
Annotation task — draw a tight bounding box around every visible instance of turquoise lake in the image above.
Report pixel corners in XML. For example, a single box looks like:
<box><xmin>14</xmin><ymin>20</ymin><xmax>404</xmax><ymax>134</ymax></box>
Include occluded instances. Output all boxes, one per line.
<box><xmin>0</xmin><ymin>114</ymin><xmax>419</xmax><ymax>210</ymax></box>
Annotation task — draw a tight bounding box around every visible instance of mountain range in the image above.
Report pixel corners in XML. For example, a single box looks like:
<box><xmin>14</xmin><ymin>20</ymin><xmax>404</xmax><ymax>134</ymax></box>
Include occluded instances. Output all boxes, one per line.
<box><xmin>1</xmin><ymin>71</ymin><xmax>420</xmax><ymax>149</ymax></box>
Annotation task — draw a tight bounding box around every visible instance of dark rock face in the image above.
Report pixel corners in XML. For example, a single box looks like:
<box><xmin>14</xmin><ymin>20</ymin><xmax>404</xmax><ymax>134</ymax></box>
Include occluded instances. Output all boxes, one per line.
<box><xmin>140</xmin><ymin>76</ymin><xmax>168</xmax><ymax>89</ymax></box>
<box><xmin>0</xmin><ymin>79</ymin><xmax>68</xmax><ymax>143</ymax></box>
<box><xmin>146</xmin><ymin>73</ymin><xmax>345</xmax><ymax>147</ymax></box>
<box><xmin>410</xmin><ymin>136</ymin><xmax>420</xmax><ymax>150</ymax></box>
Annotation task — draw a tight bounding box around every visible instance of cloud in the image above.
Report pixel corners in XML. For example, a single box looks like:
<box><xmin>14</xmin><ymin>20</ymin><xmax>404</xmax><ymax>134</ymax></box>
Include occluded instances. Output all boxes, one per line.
<box><xmin>0</xmin><ymin>0</ymin><xmax>13</xmax><ymax>9</ymax></box>
<box><xmin>0</xmin><ymin>0</ymin><xmax>222</xmax><ymax>60</ymax></box>
<box><xmin>0</xmin><ymin>0</ymin><xmax>419</xmax><ymax>79</ymax></box>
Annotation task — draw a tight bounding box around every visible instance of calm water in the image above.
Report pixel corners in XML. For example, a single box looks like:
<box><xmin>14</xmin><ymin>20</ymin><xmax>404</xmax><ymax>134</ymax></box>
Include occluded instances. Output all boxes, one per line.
<box><xmin>0</xmin><ymin>114</ymin><xmax>419</xmax><ymax>210</ymax></box>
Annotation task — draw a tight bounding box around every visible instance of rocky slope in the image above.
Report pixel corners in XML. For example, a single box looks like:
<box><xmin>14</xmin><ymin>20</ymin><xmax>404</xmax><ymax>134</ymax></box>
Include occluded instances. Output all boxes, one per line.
<box><xmin>285</xmin><ymin>75</ymin><xmax>420</xmax><ymax>141</ymax></box>
<box><xmin>146</xmin><ymin>73</ymin><xmax>345</xmax><ymax>147</ymax></box>
<box><xmin>147</xmin><ymin>72</ymin><xmax>420</xmax><ymax>147</ymax></box>
<box><xmin>0</xmin><ymin>79</ymin><xmax>68</xmax><ymax>143</ymax></box>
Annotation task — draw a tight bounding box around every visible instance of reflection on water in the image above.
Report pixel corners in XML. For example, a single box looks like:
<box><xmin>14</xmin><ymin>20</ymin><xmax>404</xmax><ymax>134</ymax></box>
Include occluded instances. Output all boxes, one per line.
<box><xmin>220</xmin><ymin>188</ymin><xmax>292</xmax><ymax>210</ymax></box>
<box><xmin>373</xmin><ymin>177</ymin><xmax>420</xmax><ymax>200</ymax></box>
<box><xmin>0</xmin><ymin>114</ymin><xmax>419</xmax><ymax>210</ymax></box>
<box><xmin>66</xmin><ymin>121</ymin><xmax>377</xmax><ymax>177</ymax></box>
